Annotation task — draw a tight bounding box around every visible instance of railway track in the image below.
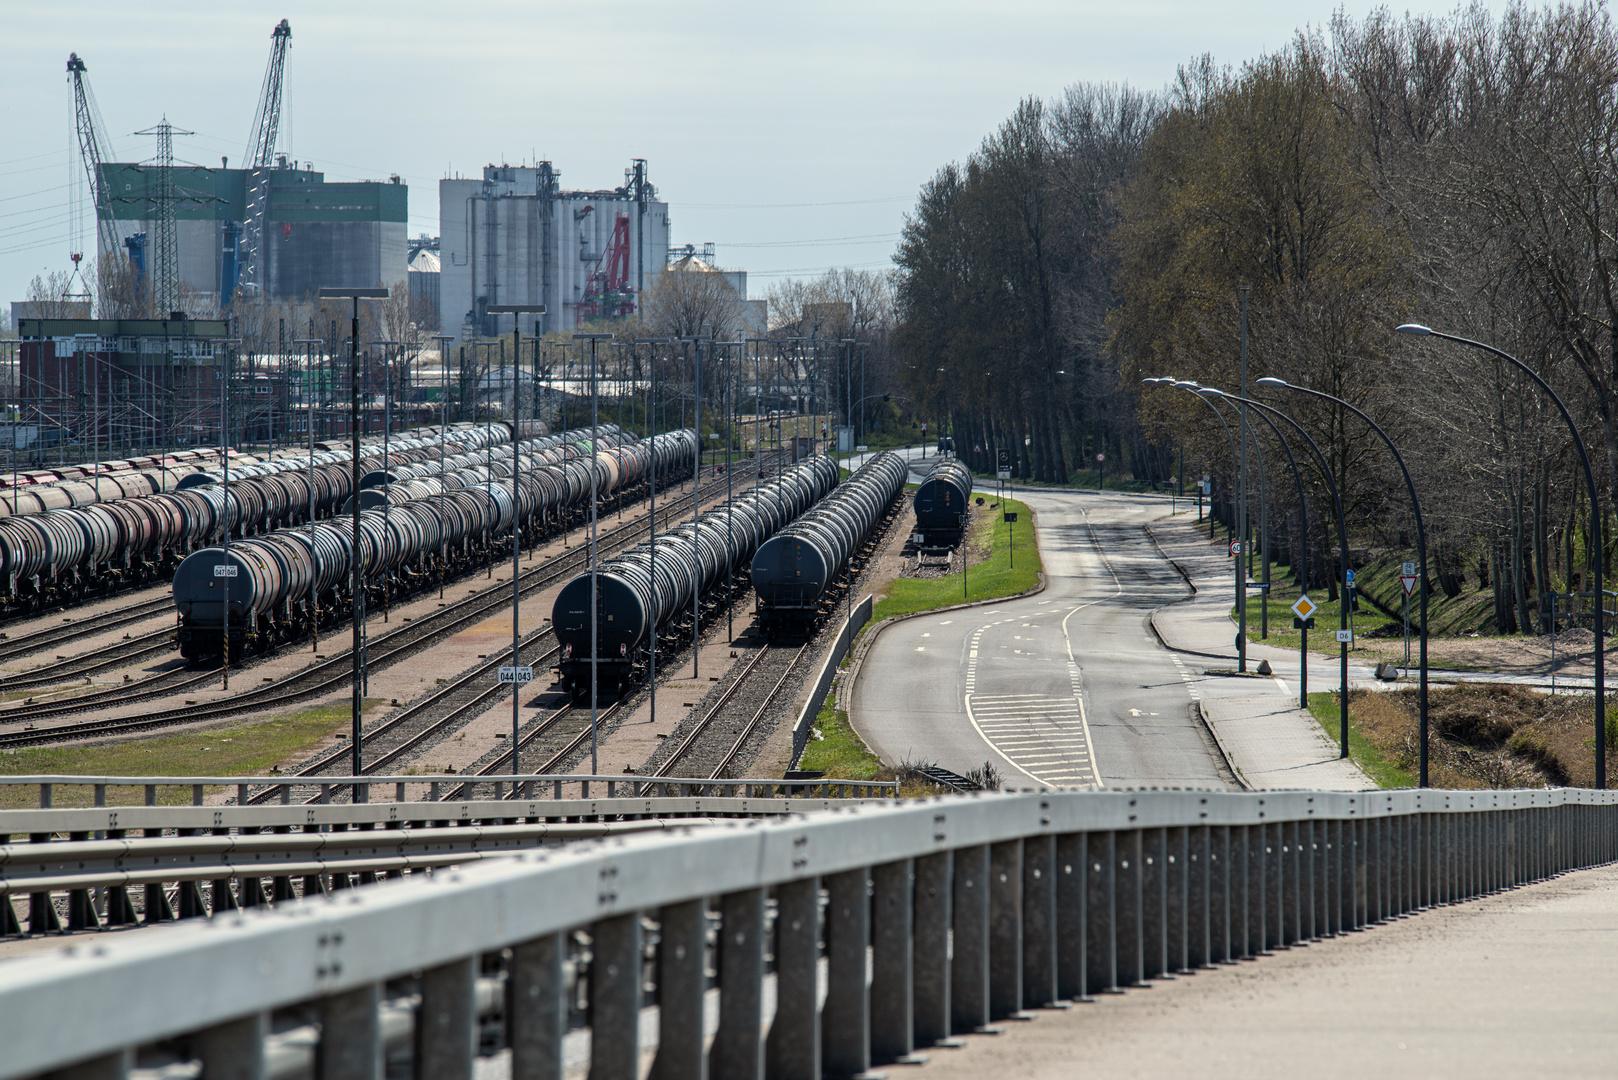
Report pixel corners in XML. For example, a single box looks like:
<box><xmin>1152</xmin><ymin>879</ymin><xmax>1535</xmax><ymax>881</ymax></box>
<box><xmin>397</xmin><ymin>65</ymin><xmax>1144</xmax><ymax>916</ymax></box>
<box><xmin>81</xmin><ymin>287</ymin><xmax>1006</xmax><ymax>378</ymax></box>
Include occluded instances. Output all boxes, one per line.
<box><xmin>248</xmin><ymin>628</ymin><xmax>563</xmax><ymax>804</ymax></box>
<box><xmin>0</xmin><ymin>595</ymin><xmax>172</xmax><ymax>664</ymax></box>
<box><xmin>650</xmin><ymin>641</ymin><xmax>813</xmax><ymax>784</ymax></box>
<box><xmin>441</xmin><ymin>697</ymin><xmax>631</xmax><ymax>802</ymax></box>
<box><xmin>0</xmin><ymin>626</ymin><xmax>175</xmax><ymax>690</ymax></box>
<box><xmin>0</xmin><ymin>470</ymin><xmax>748</xmax><ymax>748</ymax></box>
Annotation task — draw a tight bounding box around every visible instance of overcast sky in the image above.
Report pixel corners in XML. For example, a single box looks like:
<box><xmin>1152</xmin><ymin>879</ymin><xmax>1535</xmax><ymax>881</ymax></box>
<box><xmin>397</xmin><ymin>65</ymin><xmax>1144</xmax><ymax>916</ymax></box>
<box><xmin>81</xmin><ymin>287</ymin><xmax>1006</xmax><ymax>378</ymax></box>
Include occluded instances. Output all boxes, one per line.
<box><xmin>1</xmin><ymin>0</ymin><xmax>1502</xmax><ymax>316</ymax></box>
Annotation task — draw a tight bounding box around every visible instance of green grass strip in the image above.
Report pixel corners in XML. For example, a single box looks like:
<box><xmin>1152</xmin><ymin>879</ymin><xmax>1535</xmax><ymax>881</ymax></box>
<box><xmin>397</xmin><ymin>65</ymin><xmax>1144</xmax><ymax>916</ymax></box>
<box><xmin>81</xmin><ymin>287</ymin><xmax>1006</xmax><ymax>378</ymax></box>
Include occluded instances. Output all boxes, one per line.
<box><xmin>870</xmin><ymin>496</ymin><xmax>1041</xmax><ymax>624</ymax></box>
<box><xmin>1304</xmin><ymin>691</ymin><xmax>1415</xmax><ymax>789</ymax></box>
<box><xmin>0</xmin><ymin>701</ymin><xmax>383</xmax><ymax>809</ymax></box>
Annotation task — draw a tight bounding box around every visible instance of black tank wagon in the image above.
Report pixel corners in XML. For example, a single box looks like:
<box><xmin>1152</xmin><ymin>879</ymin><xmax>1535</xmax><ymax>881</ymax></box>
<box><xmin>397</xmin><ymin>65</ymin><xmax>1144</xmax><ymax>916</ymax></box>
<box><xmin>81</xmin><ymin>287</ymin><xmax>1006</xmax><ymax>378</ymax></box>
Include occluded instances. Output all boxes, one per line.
<box><xmin>752</xmin><ymin>451</ymin><xmax>908</xmax><ymax>628</ymax></box>
<box><xmin>551</xmin><ymin>455</ymin><xmax>839</xmax><ymax>698</ymax></box>
<box><xmin>172</xmin><ymin>429</ymin><xmax>696</xmax><ymax>664</ymax></box>
<box><xmin>912</xmin><ymin>458</ymin><xmax>974</xmax><ymax>547</ymax></box>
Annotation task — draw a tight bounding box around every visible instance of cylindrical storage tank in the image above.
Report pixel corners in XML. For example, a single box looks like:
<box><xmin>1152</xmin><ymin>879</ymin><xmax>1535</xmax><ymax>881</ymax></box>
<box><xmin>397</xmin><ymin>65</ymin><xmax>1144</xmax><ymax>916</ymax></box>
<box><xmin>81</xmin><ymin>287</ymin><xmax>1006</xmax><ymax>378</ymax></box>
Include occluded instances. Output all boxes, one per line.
<box><xmin>171</xmin><ymin>545</ymin><xmax>278</xmax><ymax>625</ymax></box>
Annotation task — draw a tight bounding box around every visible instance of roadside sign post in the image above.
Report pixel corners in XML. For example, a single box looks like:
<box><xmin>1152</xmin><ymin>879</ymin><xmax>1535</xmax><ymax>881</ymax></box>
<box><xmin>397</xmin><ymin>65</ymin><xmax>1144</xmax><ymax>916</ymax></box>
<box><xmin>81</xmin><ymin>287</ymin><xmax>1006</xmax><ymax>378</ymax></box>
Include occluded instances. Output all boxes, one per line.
<box><xmin>1345</xmin><ymin>568</ymin><xmax>1357</xmax><ymax>650</ymax></box>
<box><xmin>1005</xmin><ymin>510</ymin><xmax>1018</xmax><ymax>569</ymax></box>
<box><xmin>1400</xmin><ymin>561</ymin><xmax>1418</xmax><ymax>674</ymax></box>
<box><xmin>1291</xmin><ymin>594</ymin><xmax>1318</xmax><ymax>706</ymax></box>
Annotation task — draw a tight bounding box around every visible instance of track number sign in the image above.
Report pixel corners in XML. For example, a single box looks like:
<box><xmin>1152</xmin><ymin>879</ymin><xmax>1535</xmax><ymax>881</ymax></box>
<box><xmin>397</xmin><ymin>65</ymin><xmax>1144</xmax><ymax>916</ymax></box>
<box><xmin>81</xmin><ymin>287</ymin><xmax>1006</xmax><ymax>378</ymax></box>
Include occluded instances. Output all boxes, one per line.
<box><xmin>498</xmin><ymin>666</ymin><xmax>534</xmax><ymax>684</ymax></box>
<box><xmin>213</xmin><ymin>565</ymin><xmax>238</xmax><ymax>578</ymax></box>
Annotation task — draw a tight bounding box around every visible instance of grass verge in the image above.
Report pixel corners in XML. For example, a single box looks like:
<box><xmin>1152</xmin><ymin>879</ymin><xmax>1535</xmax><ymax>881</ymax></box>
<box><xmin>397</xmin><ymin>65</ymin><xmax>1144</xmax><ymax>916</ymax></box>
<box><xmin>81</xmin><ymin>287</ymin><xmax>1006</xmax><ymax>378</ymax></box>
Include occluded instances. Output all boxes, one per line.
<box><xmin>1305</xmin><ymin>691</ymin><xmax>1416</xmax><ymax>789</ymax></box>
<box><xmin>0</xmin><ymin>700</ymin><xmax>383</xmax><ymax>809</ymax></box>
<box><xmin>797</xmin><ymin>675</ymin><xmax>882</xmax><ymax>781</ymax></box>
<box><xmin>1305</xmin><ymin>683</ymin><xmax>1618</xmax><ymax>789</ymax></box>
<box><xmin>870</xmin><ymin>496</ymin><xmax>1041</xmax><ymax>624</ymax></box>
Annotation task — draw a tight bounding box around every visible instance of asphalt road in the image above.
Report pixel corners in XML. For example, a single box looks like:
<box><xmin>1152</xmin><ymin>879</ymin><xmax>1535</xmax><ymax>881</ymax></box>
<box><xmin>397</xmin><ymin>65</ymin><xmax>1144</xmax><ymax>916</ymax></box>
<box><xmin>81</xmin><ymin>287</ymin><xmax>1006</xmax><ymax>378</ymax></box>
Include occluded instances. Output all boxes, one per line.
<box><xmin>851</xmin><ymin>483</ymin><xmax>1234</xmax><ymax>789</ymax></box>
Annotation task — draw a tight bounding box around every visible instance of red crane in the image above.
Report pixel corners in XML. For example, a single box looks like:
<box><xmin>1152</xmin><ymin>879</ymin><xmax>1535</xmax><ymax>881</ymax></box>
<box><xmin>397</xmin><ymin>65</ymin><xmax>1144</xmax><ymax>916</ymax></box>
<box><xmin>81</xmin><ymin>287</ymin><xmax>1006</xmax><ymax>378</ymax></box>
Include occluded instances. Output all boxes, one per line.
<box><xmin>578</xmin><ymin>213</ymin><xmax>636</xmax><ymax>320</ymax></box>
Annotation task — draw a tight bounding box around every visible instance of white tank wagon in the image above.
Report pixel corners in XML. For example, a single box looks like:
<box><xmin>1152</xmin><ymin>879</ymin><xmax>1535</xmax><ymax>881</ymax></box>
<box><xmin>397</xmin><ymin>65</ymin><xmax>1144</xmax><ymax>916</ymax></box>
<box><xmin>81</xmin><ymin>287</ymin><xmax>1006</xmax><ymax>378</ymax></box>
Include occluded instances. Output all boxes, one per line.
<box><xmin>0</xmin><ymin>426</ymin><xmax>524</xmax><ymax>616</ymax></box>
<box><xmin>172</xmin><ymin>430</ymin><xmax>697</xmax><ymax>664</ymax></box>
<box><xmin>551</xmin><ymin>454</ymin><xmax>839</xmax><ymax>698</ymax></box>
<box><xmin>752</xmin><ymin>451</ymin><xmax>908</xmax><ymax>628</ymax></box>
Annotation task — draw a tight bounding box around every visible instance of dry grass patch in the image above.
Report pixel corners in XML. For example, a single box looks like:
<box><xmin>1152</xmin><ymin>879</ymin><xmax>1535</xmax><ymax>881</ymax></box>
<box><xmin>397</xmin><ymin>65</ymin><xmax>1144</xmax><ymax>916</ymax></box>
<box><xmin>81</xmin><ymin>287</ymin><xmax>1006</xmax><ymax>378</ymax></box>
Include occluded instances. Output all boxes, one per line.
<box><xmin>1337</xmin><ymin>682</ymin><xmax>1617</xmax><ymax>789</ymax></box>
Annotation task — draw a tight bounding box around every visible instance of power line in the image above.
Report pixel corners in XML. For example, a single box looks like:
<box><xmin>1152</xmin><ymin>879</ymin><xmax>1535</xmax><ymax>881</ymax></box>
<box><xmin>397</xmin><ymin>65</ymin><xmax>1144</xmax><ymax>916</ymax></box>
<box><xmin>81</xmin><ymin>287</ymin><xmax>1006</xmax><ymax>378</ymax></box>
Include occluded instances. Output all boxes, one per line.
<box><xmin>684</xmin><ymin>196</ymin><xmax>910</xmax><ymax>210</ymax></box>
<box><xmin>719</xmin><ymin>233</ymin><xmax>899</xmax><ymax>249</ymax></box>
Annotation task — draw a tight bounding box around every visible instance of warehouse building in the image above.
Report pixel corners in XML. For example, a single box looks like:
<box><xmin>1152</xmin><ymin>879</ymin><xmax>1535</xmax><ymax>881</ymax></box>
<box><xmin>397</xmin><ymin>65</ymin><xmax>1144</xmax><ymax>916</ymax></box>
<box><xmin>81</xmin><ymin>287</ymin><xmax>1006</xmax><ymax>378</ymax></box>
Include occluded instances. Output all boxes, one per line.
<box><xmin>438</xmin><ymin>160</ymin><xmax>669</xmax><ymax>344</ymax></box>
<box><xmin>99</xmin><ymin>160</ymin><xmax>408</xmax><ymax>309</ymax></box>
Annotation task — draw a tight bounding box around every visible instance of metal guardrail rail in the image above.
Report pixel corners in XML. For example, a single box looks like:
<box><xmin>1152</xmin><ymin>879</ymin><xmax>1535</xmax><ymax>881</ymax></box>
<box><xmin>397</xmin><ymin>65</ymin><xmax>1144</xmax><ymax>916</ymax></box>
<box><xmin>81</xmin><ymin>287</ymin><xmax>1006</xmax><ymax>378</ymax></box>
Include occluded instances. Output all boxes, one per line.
<box><xmin>2</xmin><ymin>786</ymin><xmax>1614</xmax><ymax>1080</ymax></box>
<box><xmin>0</xmin><ymin>772</ymin><xmax>897</xmax><ymax>810</ymax></box>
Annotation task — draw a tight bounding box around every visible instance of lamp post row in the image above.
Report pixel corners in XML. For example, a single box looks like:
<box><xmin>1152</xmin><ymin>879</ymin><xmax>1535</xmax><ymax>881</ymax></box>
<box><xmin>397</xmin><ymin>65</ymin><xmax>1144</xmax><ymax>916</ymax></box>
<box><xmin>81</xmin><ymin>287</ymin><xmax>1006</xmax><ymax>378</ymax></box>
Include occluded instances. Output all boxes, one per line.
<box><xmin>1145</xmin><ymin>321</ymin><xmax>1609</xmax><ymax>790</ymax></box>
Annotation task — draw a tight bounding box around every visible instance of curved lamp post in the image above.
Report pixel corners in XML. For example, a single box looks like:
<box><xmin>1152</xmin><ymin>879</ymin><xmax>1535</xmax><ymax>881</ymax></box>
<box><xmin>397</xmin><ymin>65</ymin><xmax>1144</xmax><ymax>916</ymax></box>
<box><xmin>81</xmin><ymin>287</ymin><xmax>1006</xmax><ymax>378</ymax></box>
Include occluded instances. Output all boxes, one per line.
<box><xmin>1198</xmin><ymin>386</ymin><xmax>1317</xmax><ymax>706</ymax></box>
<box><xmin>1145</xmin><ymin>377</ymin><xmax>1247</xmax><ymax>668</ymax></box>
<box><xmin>1397</xmin><ymin>323</ymin><xmax>1605</xmax><ymax>789</ymax></box>
<box><xmin>1196</xmin><ymin>386</ymin><xmax>1272</xmax><ymax>639</ymax></box>
<box><xmin>1258</xmin><ymin>376</ymin><xmax>1431</xmax><ymax>785</ymax></box>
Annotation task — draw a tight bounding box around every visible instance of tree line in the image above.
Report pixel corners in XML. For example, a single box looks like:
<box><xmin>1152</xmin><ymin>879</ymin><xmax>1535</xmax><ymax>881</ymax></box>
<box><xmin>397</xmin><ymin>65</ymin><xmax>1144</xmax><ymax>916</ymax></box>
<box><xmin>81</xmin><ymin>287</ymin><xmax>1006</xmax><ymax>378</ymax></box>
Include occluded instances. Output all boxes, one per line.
<box><xmin>895</xmin><ymin>1</ymin><xmax>1618</xmax><ymax>632</ymax></box>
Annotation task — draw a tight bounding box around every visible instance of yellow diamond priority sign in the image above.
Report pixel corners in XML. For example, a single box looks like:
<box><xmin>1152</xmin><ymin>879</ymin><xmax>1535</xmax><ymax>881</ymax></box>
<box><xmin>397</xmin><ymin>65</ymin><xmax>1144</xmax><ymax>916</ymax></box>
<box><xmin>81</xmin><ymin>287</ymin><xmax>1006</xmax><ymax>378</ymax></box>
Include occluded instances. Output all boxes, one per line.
<box><xmin>1291</xmin><ymin>594</ymin><xmax>1318</xmax><ymax>622</ymax></box>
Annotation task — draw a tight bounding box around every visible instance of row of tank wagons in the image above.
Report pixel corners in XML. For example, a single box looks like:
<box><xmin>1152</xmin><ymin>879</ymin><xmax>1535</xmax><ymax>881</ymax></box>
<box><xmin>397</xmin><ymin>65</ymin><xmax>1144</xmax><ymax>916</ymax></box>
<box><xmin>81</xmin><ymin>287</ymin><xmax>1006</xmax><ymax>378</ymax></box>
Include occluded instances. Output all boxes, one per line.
<box><xmin>341</xmin><ymin>428</ymin><xmax>639</xmax><ymax>515</ymax></box>
<box><xmin>551</xmin><ymin>454</ymin><xmax>841</xmax><ymax>698</ymax></box>
<box><xmin>0</xmin><ymin>422</ymin><xmax>515</xmax><ymax>518</ymax></box>
<box><xmin>912</xmin><ymin>458</ymin><xmax>975</xmax><ymax>548</ymax></box>
<box><xmin>170</xmin><ymin>430</ymin><xmax>699</xmax><ymax>665</ymax></box>
<box><xmin>0</xmin><ymin>425</ymin><xmax>551</xmax><ymax>611</ymax></box>
<box><xmin>752</xmin><ymin>451</ymin><xmax>909</xmax><ymax>628</ymax></box>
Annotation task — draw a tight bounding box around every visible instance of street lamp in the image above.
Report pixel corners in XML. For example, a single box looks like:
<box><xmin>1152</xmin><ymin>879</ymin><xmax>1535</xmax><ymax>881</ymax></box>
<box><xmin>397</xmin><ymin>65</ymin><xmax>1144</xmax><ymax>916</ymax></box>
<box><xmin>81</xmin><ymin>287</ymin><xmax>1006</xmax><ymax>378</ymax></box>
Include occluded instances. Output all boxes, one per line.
<box><xmin>635</xmin><ymin>337</ymin><xmax>671</xmax><ymax>739</ymax></box>
<box><xmin>1397</xmin><ymin>323</ymin><xmax>1606</xmax><ymax>788</ymax></box>
<box><xmin>490</xmin><ymin>307</ymin><xmax>546</xmax><ymax>789</ymax></box>
<box><xmin>1193</xmin><ymin>383</ymin><xmax>1336</xmax><ymax>711</ymax></box>
<box><xmin>317</xmin><ymin>285</ymin><xmax>389</xmax><ymax>791</ymax></box>
<box><xmin>1258</xmin><ymin>376</ymin><xmax>1432</xmax><ymax>784</ymax></box>
<box><xmin>1146</xmin><ymin>379</ymin><xmax>1243</xmax><ymax>661</ymax></box>
<box><xmin>575</xmin><ymin>332</ymin><xmax>613</xmax><ymax>787</ymax></box>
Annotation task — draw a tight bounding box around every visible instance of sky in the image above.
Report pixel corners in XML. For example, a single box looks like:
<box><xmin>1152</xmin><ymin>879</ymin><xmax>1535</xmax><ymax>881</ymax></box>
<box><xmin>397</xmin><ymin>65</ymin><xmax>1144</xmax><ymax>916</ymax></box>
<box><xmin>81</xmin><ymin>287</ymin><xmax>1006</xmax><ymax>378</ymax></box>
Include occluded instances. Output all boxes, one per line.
<box><xmin>0</xmin><ymin>0</ymin><xmax>1505</xmax><ymax>317</ymax></box>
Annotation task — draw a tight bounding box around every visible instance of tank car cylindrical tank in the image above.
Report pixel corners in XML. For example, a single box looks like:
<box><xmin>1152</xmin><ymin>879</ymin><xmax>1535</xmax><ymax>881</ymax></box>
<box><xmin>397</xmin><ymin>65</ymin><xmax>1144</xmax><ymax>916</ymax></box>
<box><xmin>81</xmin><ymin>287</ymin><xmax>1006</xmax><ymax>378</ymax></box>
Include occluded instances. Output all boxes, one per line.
<box><xmin>913</xmin><ymin>458</ymin><xmax>974</xmax><ymax>547</ymax></box>
<box><xmin>551</xmin><ymin>453</ymin><xmax>838</xmax><ymax>697</ymax></box>
<box><xmin>752</xmin><ymin>451</ymin><xmax>908</xmax><ymax>625</ymax></box>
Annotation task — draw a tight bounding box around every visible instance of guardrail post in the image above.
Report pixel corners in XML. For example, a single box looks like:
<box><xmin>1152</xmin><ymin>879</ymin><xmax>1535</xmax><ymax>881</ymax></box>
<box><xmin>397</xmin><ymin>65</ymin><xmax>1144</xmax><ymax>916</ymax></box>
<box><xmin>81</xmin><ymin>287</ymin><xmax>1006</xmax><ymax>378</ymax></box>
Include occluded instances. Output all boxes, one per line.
<box><xmin>1263</xmin><ymin>822</ymin><xmax>1282</xmax><ymax>949</ymax></box>
<box><xmin>1281</xmin><ymin>821</ymin><xmax>1299</xmax><ymax>945</ymax></box>
<box><xmin>195</xmin><ymin>1013</ymin><xmax>267</xmax><ymax>1080</ymax></box>
<box><xmin>1086</xmin><ymin>832</ymin><xmax>1116</xmax><ymax>993</ymax></box>
<box><xmin>508</xmin><ymin>932</ymin><xmax>567</xmax><ymax>1080</ymax></box>
<box><xmin>1245</xmin><ymin>825</ymin><xmax>1266</xmax><ymax>955</ymax></box>
<box><xmin>950</xmin><ymin>844</ymin><xmax>991</xmax><ymax>1033</ymax></box>
<box><xmin>872</xmin><ymin>859</ymin><xmax>918</xmax><ymax>1063</ymax></box>
<box><xmin>653</xmin><ymin>899</ymin><xmax>706</xmax><ymax>1080</ymax></box>
<box><xmin>824</xmin><ymin>868</ymin><xmax>873</xmax><ymax>1078</ymax></box>
<box><xmin>769</xmin><ymin>878</ymin><xmax>822</xmax><ymax>1078</ymax></box>
<box><xmin>715</xmin><ymin>888</ymin><xmax>766</xmax><ymax>1080</ymax></box>
<box><xmin>910</xmin><ymin>852</ymin><xmax>953</xmax><ymax>1049</ymax></box>
<box><xmin>1055</xmin><ymin>834</ymin><xmax>1086</xmax><ymax>1001</ymax></box>
<box><xmin>1116</xmin><ymin>830</ymin><xmax>1144</xmax><ymax>986</ymax></box>
<box><xmin>1167</xmin><ymin>826</ymin><xmax>1189</xmax><ymax>974</ymax></box>
<box><xmin>1187</xmin><ymin>827</ymin><xmax>1211</xmax><ymax>968</ymax></box>
<box><xmin>317</xmin><ymin>982</ymin><xmax>382</xmax><ymax>1080</ymax></box>
<box><xmin>1021</xmin><ymin>836</ymin><xmax>1057</xmax><ymax>1008</ymax></box>
<box><xmin>1306</xmin><ymin>819</ymin><xmax>1323</xmax><ymax>939</ymax></box>
<box><xmin>1141</xmin><ymin>828</ymin><xmax>1167</xmax><ymax>980</ymax></box>
<box><xmin>417</xmin><ymin>957</ymin><xmax>477</xmax><ymax>1080</ymax></box>
<box><xmin>1210</xmin><ymin>825</ymin><xmax>1230</xmax><ymax>963</ymax></box>
<box><xmin>988</xmin><ymin>840</ymin><xmax>1023</xmax><ymax>1018</ymax></box>
<box><xmin>588</xmin><ymin>913</ymin><xmax>642</xmax><ymax>1079</ymax></box>
<box><xmin>1355</xmin><ymin>817</ymin><xmax>1371</xmax><ymax>926</ymax></box>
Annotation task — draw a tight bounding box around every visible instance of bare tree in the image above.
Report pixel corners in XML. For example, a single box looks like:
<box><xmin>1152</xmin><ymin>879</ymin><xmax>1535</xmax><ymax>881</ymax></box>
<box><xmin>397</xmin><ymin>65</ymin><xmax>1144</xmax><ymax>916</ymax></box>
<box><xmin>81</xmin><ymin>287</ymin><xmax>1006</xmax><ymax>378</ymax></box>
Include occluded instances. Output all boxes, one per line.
<box><xmin>641</xmin><ymin>266</ymin><xmax>744</xmax><ymax>340</ymax></box>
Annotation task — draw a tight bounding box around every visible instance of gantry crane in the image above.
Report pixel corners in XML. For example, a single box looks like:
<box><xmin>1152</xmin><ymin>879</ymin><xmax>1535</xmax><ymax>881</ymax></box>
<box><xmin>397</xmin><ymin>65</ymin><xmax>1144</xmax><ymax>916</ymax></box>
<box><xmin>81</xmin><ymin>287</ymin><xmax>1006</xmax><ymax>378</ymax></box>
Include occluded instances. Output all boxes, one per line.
<box><xmin>67</xmin><ymin>53</ymin><xmax>118</xmax><ymax>281</ymax></box>
<box><xmin>238</xmin><ymin>18</ymin><xmax>291</xmax><ymax>299</ymax></box>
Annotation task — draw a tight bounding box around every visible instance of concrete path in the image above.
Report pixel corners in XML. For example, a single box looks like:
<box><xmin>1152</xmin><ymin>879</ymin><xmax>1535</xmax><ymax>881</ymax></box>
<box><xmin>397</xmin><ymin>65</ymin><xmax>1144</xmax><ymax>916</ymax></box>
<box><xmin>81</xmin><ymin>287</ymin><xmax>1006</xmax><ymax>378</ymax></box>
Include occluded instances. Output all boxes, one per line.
<box><xmin>899</xmin><ymin>861</ymin><xmax>1618</xmax><ymax>1080</ymax></box>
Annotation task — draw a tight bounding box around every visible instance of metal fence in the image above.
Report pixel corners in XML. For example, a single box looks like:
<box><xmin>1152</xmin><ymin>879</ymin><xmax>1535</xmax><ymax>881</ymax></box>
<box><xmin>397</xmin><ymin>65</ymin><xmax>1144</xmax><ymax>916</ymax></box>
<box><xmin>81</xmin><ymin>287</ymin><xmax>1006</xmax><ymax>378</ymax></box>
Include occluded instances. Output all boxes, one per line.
<box><xmin>2</xmin><ymin>786</ymin><xmax>1614</xmax><ymax>1080</ymax></box>
<box><xmin>791</xmin><ymin>594</ymin><xmax>873</xmax><ymax>763</ymax></box>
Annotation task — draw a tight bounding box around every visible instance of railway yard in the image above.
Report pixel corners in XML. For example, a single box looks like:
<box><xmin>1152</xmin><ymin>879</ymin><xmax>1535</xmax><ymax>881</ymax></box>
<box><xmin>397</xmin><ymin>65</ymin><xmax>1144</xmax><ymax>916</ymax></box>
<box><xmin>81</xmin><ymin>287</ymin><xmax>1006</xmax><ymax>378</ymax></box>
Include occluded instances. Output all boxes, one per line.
<box><xmin>0</xmin><ymin>436</ymin><xmax>916</xmax><ymax>813</ymax></box>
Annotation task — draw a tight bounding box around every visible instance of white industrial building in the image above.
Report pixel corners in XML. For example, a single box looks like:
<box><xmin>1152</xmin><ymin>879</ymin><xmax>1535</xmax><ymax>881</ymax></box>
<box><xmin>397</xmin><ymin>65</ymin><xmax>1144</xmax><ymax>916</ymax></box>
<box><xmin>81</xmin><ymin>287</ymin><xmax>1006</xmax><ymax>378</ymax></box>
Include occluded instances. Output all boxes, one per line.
<box><xmin>439</xmin><ymin>161</ymin><xmax>669</xmax><ymax>344</ymax></box>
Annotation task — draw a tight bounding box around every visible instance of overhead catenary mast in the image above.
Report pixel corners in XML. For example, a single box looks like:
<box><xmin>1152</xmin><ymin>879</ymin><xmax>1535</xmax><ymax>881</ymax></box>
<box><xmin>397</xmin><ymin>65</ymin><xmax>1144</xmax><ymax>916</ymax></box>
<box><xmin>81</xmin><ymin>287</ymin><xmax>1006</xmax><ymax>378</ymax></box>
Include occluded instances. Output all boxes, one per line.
<box><xmin>239</xmin><ymin>18</ymin><xmax>292</xmax><ymax>299</ymax></box>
